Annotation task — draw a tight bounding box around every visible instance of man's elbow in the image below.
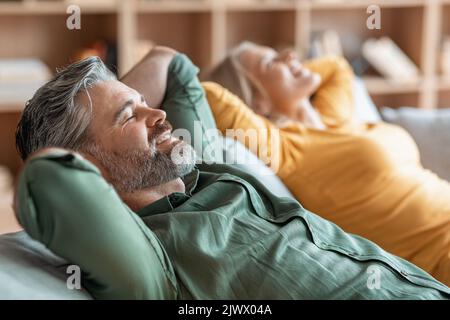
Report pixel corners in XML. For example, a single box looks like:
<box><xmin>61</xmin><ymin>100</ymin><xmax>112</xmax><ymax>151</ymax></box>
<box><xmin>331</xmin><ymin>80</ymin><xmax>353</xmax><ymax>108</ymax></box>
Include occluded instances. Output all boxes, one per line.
<box><xmin>145</xmin><ymin>46</ymin><xmax>178</xmax><ymax>61</ymax></box>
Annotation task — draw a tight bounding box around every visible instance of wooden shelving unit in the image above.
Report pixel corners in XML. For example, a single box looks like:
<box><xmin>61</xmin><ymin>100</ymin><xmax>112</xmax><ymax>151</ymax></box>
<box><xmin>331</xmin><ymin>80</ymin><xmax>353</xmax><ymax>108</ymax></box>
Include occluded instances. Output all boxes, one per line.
<box><xmin>1</xmin><ymin>0</ymin><xmax>450</xmax><ymax>175</ymax></box>
<box><xmin>1</xmin><ymin>0</ymin><xmax>450</xmax><ymax>111</ymax></box>
<box><xmin>0</xmin><ymin>0</ymin><xmax>117</xmax><ymax>14</ymax></box>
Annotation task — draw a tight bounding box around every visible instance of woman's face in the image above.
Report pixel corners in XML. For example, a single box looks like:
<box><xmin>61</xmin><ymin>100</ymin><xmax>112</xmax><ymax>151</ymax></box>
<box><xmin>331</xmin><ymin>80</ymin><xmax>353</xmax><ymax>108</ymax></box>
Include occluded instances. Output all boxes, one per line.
<box><xmin>239</xmin><ymin>45</ymin><xmax>321</xmax><ymax>115</ymax></box>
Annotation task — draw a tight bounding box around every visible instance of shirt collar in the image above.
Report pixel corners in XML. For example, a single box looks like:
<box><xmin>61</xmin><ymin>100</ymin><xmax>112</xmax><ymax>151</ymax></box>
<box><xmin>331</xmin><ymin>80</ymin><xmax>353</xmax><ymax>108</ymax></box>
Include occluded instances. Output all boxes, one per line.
<box><xmin>182</xmin><ymin>168</ymin><xmax>200</xmax><ymax>196</ymax></box>
<box><xmin>136</xmin><ymin>169</ymin><xmax>200</xmax><ymax>218</ymax></box>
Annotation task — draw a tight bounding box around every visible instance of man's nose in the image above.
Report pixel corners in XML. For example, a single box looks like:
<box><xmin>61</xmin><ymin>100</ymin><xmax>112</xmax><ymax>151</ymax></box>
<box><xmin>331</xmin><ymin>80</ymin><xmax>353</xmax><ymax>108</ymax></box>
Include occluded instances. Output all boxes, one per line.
<box><xmin>144</xmin><ymin>108</ymin><xmax>166</xmax><ymax>128</ymax></box>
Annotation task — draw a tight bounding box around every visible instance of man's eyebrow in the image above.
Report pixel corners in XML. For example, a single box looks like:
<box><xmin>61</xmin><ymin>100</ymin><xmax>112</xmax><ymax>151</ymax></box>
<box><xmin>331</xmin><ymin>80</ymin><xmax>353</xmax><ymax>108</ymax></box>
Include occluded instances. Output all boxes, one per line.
<box><xmin>113</xmin><ymin>99</ymin><xmax>134</xmax><ymax>124</ymax></box>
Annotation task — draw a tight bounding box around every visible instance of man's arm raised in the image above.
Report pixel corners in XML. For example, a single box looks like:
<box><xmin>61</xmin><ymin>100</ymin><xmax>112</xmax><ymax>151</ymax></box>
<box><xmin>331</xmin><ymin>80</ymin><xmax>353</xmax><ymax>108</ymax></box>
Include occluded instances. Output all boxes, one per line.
<box><xmin>14</xmin><ymin>148</ymin><xmax>179</xmax><ymax>299</ymax></box>
<box><xmin>120</xmin><ymin>46</ymin><xmax>177</xmax><ymax>108</ymax></box>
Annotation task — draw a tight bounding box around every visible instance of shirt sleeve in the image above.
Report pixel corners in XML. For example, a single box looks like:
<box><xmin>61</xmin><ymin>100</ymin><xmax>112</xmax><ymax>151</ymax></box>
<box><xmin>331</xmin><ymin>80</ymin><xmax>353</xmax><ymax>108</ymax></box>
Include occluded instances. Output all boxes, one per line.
<box><xmin>303</xmin><ymin>55</ymin><xmax>355</xmax><ymax>129</ymax></box>
<box><xmin>15</xmin><ymin>151</ymin><xmax>179</xmax><ymax>299</ymax></box>
<box><xmin>161</xmin><ymin>53</ymin><xmax>221</xmax><ymax>163</ymax></box>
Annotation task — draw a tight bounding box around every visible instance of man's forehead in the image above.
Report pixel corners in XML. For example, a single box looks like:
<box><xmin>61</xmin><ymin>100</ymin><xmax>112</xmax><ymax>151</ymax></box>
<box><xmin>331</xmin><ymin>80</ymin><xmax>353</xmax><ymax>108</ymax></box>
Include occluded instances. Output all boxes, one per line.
<box><xmin>77</xmin><ymin>80</ymin><xmax>137</xmax><ymax>113</ymax></box>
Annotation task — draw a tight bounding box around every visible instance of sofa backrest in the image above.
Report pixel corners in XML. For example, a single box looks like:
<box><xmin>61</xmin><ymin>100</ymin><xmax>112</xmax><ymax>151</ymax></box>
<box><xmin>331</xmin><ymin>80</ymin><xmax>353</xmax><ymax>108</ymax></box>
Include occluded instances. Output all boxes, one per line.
<box><xmin>0</xmin><ymin>231</ymin><xmax>92</xmax><ymax>300</ymax></box>
<box><xmin>353</xmin><ymin>77</ymin><xmax>381</xmax><ymax>123</ymax></box>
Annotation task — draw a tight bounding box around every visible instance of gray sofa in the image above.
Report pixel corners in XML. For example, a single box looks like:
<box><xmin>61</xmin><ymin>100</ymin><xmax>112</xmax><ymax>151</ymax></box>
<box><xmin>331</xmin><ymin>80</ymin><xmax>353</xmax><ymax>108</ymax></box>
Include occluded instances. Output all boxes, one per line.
<box><xmin>0</xmin><ymin>231</ymin><xmax>92</xmax><ymax>299</ymax></box>
<box><xmin>0</xmin><ymin>79</ymin><xmax>383</xmax><ymax>299</ymax></box>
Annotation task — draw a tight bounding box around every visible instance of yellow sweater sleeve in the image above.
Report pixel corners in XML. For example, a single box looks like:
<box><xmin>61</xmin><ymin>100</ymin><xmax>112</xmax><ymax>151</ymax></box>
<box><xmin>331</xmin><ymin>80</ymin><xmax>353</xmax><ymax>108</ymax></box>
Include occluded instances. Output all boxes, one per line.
<box><xmin>202</xmin><ymin>81</ymin><xmax>287</xmax><ymax>171</ymax></box>
<box><xmin>304</xmin><ymin>56</ymin><xmax>355</xmax><ymax>129</ymax></box>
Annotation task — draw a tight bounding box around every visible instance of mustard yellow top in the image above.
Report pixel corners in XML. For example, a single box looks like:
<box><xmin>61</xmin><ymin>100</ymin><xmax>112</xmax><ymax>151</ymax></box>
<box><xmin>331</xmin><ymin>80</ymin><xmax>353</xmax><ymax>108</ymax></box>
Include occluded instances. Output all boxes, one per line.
<box><xmin>202</xmin><ymin>56</ymin><xmax>450</xmax><ymax>286</ymax></box>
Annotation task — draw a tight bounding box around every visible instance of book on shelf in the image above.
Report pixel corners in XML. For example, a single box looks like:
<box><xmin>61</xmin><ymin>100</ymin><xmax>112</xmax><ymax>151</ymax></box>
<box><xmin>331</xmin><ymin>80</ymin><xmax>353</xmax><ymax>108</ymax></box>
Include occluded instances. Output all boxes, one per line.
<box><xmin>63</xmin><ymin>0</ymin><xmax>116</xmax><ymax>5</ymax></box>
<box><xmin>308</xmin><ymin>29</ymin><xmax>370</xmax><ymax>76</ymax></box>
<box><xmin>0</xmin><ymin>58</ymin><xmax>51</xmax><ymax>83</ymax></box>
<box><xmin>362</xmin><ymin>37</ymin><xmax>420</xmax><ymax>83</ymax></box>
<box><xmin>0</xmin><ymin>58</ymin><xmax>51</xmax><ymax>107</ymax></box>
<box><xmin>309</xmin><ymin>29</ymin><xmax>343</xmax><ymax>58</ymax></box>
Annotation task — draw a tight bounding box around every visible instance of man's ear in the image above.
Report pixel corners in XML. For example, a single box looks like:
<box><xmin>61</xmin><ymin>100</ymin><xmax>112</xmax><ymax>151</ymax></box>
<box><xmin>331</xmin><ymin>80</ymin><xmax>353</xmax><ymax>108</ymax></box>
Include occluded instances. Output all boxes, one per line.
<box><xmin>78</xmin><ymin>151</ymin><xmax>110</xmax><ymax>180</ymax></box>
<box><xmin>251</xmin><ymin>90</ymin><xmax>272</xmax><ymax>117</ymax></box>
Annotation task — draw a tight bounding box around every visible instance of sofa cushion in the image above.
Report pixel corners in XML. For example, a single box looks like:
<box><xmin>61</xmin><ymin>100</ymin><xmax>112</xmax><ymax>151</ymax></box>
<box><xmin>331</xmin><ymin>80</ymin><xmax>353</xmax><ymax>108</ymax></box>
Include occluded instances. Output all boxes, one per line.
<box><xmin>381</xmin><ymin>107</ymin><xmax>450</xmax><ymax>181</ymax></box>
<box><xmin>220</xmin><ymin>137</ymin><xmax>295</xmax><ymax>198</ymax></box>
<box><xmin>0</xmin><ymin>231</ymin><xmax>92</xmax><ymax>299</ymax></box>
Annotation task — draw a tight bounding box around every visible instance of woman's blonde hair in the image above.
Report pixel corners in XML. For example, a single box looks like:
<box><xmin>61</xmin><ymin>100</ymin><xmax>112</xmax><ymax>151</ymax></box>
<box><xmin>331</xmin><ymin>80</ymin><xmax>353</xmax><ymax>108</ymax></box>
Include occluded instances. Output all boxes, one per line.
<box><xmin>202</xmin><ymin>41</ymin><xmax>271</xmax><ymax>115</ymax></box>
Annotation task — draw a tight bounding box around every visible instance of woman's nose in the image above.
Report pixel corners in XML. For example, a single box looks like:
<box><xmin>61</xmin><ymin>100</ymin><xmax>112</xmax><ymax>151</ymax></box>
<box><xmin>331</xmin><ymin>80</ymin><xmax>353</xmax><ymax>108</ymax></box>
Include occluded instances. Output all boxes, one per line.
<box><xmin>280</xmin><ymin>49</ymin><xmax>298</xmax><ymax>62</ymax></box>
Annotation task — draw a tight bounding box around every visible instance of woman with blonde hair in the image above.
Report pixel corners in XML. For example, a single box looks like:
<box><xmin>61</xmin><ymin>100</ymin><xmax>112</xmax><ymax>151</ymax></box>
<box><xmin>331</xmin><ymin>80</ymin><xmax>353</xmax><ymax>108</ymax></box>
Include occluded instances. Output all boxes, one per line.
<box><xmin>201</xmin><ymin>41</ymin><xmax>450</xmax><ymax>286</ymax></box>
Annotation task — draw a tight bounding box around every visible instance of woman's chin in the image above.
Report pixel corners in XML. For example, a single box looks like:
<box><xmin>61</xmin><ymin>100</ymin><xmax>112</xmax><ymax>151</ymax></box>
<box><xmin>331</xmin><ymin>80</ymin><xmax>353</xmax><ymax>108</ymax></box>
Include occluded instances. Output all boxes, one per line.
<box><xmin>311</xmin><ymin>72</ymin><xmax>322</xmax><ymax>88</ymax></box>
<box><xmin>290</xmin><ymin>79</ymin><xmax>320</xmax><ymax>100</ymax></box>
<box><xmin>301</xmin><ymin>73</ymin><xmax>321</xmax><ymax>97</ymax></box>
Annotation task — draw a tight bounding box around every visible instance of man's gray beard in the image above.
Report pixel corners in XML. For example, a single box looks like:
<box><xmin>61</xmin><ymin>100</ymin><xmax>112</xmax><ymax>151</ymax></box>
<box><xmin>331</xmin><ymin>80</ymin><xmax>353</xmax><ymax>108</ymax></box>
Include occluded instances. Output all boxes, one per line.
<box><xmin>85</xmin><ymin>140</ymin><xmax>196</xmax><ymax>193</ymax></box>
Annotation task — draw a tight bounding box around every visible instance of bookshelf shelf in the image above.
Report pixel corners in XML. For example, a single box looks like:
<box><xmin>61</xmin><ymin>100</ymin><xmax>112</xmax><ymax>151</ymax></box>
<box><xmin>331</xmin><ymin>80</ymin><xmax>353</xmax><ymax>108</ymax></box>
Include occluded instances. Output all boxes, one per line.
<box><xmin>0</xmin><ymin>0</ymin><xmax>117</xmax><ymax>14</ymax></box>
<box><xmin>310</xmin><ymin>0</ymin><xmax>425</xmax><ymax>10</ymax></box>
<box><xmin>137</xmin><ymin>0</ymin><xmax>212</xmax><ymax>13</ymax></box>
<box><xmin>362</xmin><ymin>77</ymin><xmax>422</xmax><ymax>95</ymax></box>
<box><xmin>225</xmin><ymin>0</ymin><xmax>296</xmax><ymax>11</ymax></box>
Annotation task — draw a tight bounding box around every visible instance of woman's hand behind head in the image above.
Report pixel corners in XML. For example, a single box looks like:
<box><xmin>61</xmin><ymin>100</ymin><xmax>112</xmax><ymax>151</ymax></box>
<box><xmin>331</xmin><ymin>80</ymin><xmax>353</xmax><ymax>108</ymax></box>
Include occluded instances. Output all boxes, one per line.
<box><xmin>238</xmin><ymin>43</ymin><xmax>321</xmax><ymax>119</ymax></box>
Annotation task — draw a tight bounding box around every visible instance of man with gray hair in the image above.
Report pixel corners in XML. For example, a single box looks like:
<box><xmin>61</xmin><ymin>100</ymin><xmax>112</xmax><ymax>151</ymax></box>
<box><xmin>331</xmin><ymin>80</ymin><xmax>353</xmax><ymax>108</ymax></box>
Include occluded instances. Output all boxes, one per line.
<box><xmin>16</xmin><ymin>50</ymin><xmax>196</xmax><ymax>202</ymax></box>
<box><xmin>14</xmin><ymin>46</ymin><xmax>450</xmax><ymax>299</ymax></box>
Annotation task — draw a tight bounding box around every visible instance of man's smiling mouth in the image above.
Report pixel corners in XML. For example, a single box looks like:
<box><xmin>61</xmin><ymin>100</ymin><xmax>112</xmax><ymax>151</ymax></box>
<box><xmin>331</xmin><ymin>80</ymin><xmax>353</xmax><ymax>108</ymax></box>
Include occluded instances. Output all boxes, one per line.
<box><xmin>156</xmin><ymin>131</ymin><xmax>172</xmax><ymax>145</ymax></box>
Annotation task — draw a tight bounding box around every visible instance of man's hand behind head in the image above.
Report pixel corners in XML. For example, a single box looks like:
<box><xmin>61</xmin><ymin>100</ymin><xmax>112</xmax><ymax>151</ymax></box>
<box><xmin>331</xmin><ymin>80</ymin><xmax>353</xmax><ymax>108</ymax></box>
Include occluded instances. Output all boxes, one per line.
<box><xmin>12</xmin><ymin>148</ymin><xmax>92</xmax><ymax>224</ymax></box>
<box><xmin>121</xmin><ymin>46</ymin><xmax>178</xmax><ymax>109</ymax></box>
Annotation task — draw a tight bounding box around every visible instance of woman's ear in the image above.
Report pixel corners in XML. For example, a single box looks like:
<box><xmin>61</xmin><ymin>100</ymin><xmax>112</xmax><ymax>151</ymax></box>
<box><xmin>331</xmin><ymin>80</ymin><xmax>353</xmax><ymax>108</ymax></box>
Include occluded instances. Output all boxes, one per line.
<box><xmin>251</xmin><ymin>90</ymin><xmax>272</xmax><ymax>117</ymax></box>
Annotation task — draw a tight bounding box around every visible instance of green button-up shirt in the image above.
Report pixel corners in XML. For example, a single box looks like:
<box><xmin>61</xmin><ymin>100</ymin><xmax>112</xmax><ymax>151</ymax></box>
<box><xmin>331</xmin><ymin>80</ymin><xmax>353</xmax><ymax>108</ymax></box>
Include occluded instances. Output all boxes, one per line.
<box><xmin>15</xmin><ymin>53</ymin><xmax>450</xmax><ymax>300</ymax></box>
<box><xmin>139</xmin><ymin>163</ymin><xmax>450</xmax><ymax>299</ymax></box>
<box><xmin>17</xmin><ymin>153</ymin><xmax>450</xmax><ymax>299</ymax></box>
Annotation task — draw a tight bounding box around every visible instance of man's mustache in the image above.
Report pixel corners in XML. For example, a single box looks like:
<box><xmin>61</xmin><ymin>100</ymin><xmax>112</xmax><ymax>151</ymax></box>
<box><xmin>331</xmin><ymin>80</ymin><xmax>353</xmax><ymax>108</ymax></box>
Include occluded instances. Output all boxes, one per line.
<box><xmin>148</xmin><ymin>121</ymin><xmax>173</xmax><ymax>145</ymax></box>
